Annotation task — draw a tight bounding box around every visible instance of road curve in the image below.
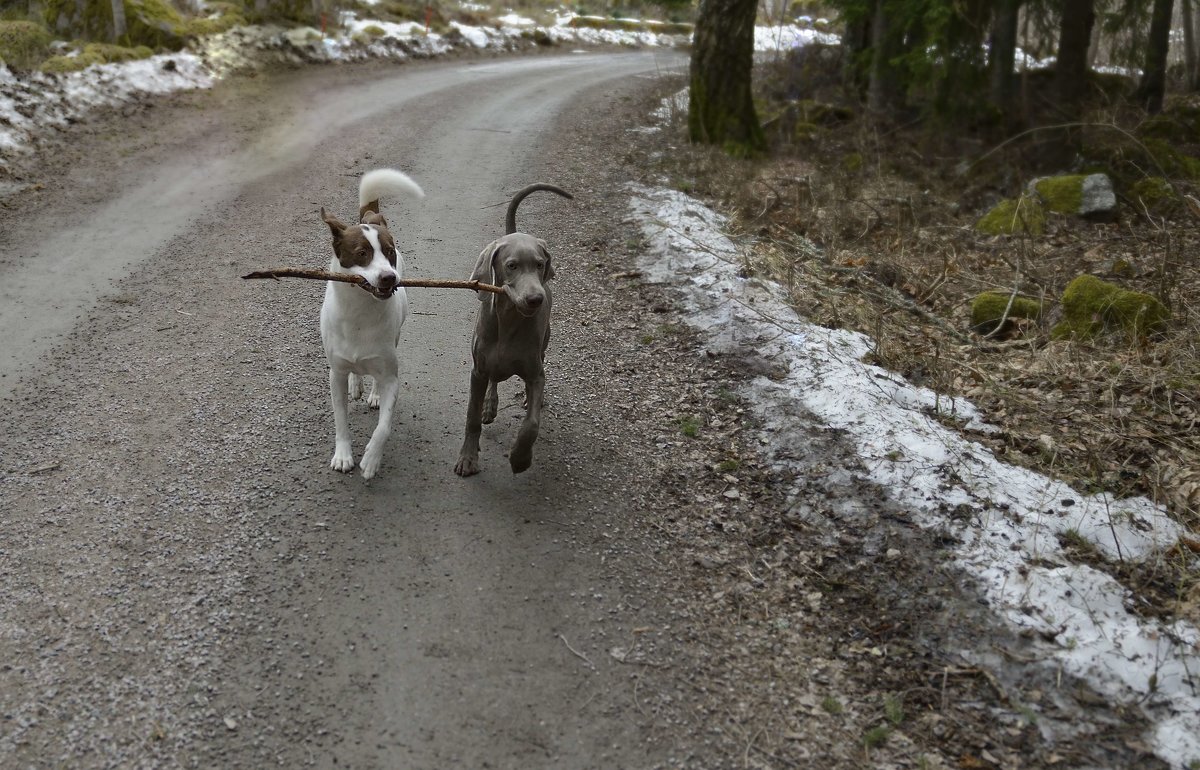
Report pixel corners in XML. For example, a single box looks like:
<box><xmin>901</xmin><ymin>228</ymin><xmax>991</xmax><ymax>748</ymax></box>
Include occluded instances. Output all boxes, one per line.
<box><xmin>0</xmin><ymin>51</ymin><xmax>686</xmax><ymax>769</ymax></box>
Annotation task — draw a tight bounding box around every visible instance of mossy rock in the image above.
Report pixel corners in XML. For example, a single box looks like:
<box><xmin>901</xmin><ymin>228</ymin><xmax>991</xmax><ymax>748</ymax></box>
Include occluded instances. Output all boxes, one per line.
<box><xmin>977</xmin><ymin>195</ymin><xmax>1046</xmax><ymax>235</ymax></box>
<box><xmin>1052</xmin><ymin>274</ymin><xmax>1170</xmax><ymax>340</ymax></box>
<box><xmin>1032</xmin><ymin>175</ymin><xmax>1085</xmax><ymax>214</ymax></box>
<box><xmin>1130</xmin><ymin>176</ymin><xmax>1180</xmax><ymax>216</ymax></box>
<box><xmin>970</xmin><ymin>291</ymin><xmax>1043</xmax><ymax>336</ymax></box>
<box><xmin>0</xmin><ymin>20</ymin><xmax>53</xmax><ymax>71</ymax></box>
<box><xmin>1031</xmin><ymin>173</ymin><xmax>1118</xmax><ymax>220</ymax></box>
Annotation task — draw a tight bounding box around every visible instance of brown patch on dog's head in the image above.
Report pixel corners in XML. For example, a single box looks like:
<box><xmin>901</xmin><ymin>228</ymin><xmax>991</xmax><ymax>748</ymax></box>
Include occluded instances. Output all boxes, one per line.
<box><xmin>320</xmin><ymin>207</ymin><xmax>399</xmax><ymax>270</ymax></box>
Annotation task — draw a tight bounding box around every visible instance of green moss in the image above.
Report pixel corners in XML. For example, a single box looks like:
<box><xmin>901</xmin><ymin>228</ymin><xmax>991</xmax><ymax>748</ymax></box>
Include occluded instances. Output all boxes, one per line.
<box><xmin>181</xmin><ymin>8</ymin><xmax>246</xmax><ymax>37</ymax></box>
<box><xmin>842</xmin><ymin>152</ymin><xmax>863</xmax><ymax>172</ymax></box>
<box><xmin>970</xmin><ymin>291</ymin><xmax>1043</xmax><ymax>335</ymax></box>
<box><xmin>1142</xmin><ymin>137</ymin><xmax>1200</xmax><ymax>180</ymax></box>
<box><xmin>125</xmin><ymin>0</ymin><xmax>187</xmax><ymax>48</ymax></box>
<box><xmin>38</xmin><ymin>41</ymin><xmax>153</xmax><ymax>72</ymax></box>
<box><xmin>41</xmin><ymin>0</ymin><xmax>187</xmax><ymax>50</ymax></box>
<box><xmin>1130</xmin><ymin>176</ymin><xmax>1180</xmax><ymax>216</ymax></box>
<box><xmin>0</xmin><ymin>20</ymin><xmax>52</xmax><ymax>70</ymax></box>
<box><xmin>794</xmin><ymin>121</ymin><xmax>820</xmax><ymax>141</ymax></box>
<box><xmin>794</xmin><ymin>99</ymin><xmax>854</xmax><ymax>126</ymax></box>
<box><xmin>1052</xmin><ymin>274</ymin><xmax>1170</xmax><ymax>340</ymax></box>
<box><xmin>86</xmin><ymin>42</ymin><xmax>152</xmax><ymax>61</ymax></box>
<box><xmin>39</xmin><ymin>50</ymin><xmax>104</xmax><ymax>72</ymax></box>
<box><xmin>976</xmin><ymin>195</ymin><xmax>1046</xmax><ymax>236</ymax></box>
<box><xmin>1033</xmin><ymin>175</ymin><xmax>1086</xmax><ymax>214</ymax></box>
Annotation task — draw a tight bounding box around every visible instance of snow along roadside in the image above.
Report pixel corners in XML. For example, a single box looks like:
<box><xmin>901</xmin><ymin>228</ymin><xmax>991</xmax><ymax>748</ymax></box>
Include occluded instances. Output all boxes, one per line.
<box><xmin>0</xmin><ymin>17</ymin><xmax>837</xmax><ymax>172</ymax></box>
<box><xmin>627</xmin><ymin>183</ymin><xmax>1200</xmax><ymax>770</ymax></box>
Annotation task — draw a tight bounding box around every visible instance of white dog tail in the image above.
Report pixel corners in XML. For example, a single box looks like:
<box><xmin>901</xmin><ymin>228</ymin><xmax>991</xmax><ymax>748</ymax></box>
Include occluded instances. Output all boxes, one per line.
<box><xmin>359</xmin><ymin>168</ymin><xmax>424</xmax><ymax>217</ymax></box>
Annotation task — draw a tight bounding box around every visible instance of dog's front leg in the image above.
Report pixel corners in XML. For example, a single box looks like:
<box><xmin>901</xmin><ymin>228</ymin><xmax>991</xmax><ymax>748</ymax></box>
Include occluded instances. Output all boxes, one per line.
<box><xmin>454</xmin><ymin>369</ymin><xmax>489</xmax><ymax>477</ymax></box>
<box><xmin>509</xmin><ymin>372</ymin><xmax>544</xmax><ymax>474</ymax></box>
<box><xmin>329</xmin><ymin>368</ymin><xmax>355</xmax><ymax>472</ymax></box>
<box><xmin>359</xmin><ymin>377</ymin><xmax>399</xmax><ymax>479</ymax></box>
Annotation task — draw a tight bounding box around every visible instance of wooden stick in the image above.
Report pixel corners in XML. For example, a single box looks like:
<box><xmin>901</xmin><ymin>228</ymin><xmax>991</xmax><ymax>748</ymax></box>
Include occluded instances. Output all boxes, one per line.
<box><xmin>242</xmin><ymin>267</ymin><xmax>505</xmax><ymax>294</ymax></box>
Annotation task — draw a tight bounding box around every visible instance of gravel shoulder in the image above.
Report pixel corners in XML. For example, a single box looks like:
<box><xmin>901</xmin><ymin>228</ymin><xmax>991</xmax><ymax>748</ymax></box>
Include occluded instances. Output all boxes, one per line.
<box><xmin>0</xmin><ymin>51</ymin><xmax>1170</xmax><ymax>769</ymax></box>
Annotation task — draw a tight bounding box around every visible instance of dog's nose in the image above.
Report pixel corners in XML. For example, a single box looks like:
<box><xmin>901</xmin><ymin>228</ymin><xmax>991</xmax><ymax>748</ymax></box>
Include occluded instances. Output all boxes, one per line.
<box><xmin>526</xmin><ymin>293</ymin><xmax>544</xmax><ymax>308</ymax></box>
<box><xmin>379</xmin><ymin>273</ymin><xmax>398</xmax><ymax>290</ymax></box>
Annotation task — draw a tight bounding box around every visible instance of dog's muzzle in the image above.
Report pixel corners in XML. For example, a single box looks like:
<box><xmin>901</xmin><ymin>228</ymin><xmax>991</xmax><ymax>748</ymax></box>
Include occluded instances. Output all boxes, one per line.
<box><xmin>363</xmin><ymin>274</ymin><xmax>399</xmax><ymax>300</ymax></box>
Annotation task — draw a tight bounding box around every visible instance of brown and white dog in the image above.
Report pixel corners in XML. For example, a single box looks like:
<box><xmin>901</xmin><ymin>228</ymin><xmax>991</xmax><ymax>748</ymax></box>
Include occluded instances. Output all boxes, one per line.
<box><xmin>319</xmin><ymin>168</ymin><xmax>423</xmax><ymax>479</ymax></box>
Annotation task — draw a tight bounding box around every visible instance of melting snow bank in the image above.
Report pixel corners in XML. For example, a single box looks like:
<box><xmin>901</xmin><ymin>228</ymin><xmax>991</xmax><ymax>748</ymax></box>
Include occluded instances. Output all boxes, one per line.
<box><xmin>0</xmin><ymin>54</ymin><xmax>211</xmax><ymax>156</ymax></box>
<box><xmin>628</xmin><ymin>184</ymin><xmax>1200</xmax><ymax>769</ymax></box>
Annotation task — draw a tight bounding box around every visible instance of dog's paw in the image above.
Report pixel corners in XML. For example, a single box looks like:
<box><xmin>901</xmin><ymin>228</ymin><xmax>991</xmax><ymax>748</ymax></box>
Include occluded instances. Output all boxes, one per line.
<box><xmin>454</xmin><ymin>455</ymin><xmax>481</xmax><ymax>477</ymax></box>
<box><xmin>481</xmin><ymin>400</ymin><xmax>497</xmax><ymax>424</ymax></box>
<box><xmin>348</xmin><ymin>373</ymin><xmax>364</xmax><ymax>401</ymax></box>
<box><xmin>508</xmin><ymin>445</ymin><xmax>533</xmax><ymax>474</ymax></box>
<box><xmin>330</xmin><ymin>444</ymin><xmax>355</xmax><ymax>473</ymax></box>
<box><xmin>366</xmin><ymin>386</ymin><xmax>381</xmax><ymax>410</ymax></box>
<box><xmin>360</xmin><ymin>448</ymin><xmax>383</xmax><ymax>479</ymax></box>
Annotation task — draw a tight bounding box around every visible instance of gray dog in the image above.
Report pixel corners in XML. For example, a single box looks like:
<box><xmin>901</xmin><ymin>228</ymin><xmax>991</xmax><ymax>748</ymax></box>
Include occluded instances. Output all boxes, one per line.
<box><xmin>454</xmin><ymin>183</ymin><xmax>572</xmax><ymax>477</ymax></box>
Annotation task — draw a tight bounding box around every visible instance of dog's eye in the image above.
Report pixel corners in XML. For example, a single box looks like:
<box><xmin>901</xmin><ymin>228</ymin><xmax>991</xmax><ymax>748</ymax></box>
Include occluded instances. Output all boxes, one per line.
<box><xmin>506</xmin><ymin>261</ymin><xmax>517</xmax><ymax>270</ymax></box>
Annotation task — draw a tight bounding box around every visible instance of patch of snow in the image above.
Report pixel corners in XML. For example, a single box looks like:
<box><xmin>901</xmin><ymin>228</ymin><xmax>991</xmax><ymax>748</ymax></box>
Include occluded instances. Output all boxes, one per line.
<box><xmin>652</xmin><ymin>87</ymin><xmax>688</xmax><ymax>124</ymax></box>
<box><xmin>628</xmin><ymin>183</ymin><xmax>1200</xmax><ymax>770</ymax></box>
<box><xmin>0</xmin><ymin>54</ymin><xmax>211</xmax><ymax>158</ymax></box>
<box><xmin>755</xmin><ymin>24</ymin><xmax>840</xmax><ymax>51</ymax></box>
<box><xmin>496</xmin><ymin>13</ymin><xmax>538</xmax><ymax>27</ymax></box>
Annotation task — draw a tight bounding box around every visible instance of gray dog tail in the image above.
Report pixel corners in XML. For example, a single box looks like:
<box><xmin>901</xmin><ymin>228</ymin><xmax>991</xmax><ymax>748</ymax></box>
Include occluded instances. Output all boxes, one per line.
<box><xmin>505</xmin><ymin>183</ymin><xmax>573</xmax><ymax>235</ymax></box>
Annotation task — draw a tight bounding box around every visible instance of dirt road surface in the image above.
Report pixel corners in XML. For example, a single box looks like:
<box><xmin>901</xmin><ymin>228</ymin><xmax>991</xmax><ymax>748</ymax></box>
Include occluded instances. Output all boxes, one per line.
<box><xmin>0</xmin><ymin>51</ymin><xmax>1166</xmax><ymax>769</ymax></box>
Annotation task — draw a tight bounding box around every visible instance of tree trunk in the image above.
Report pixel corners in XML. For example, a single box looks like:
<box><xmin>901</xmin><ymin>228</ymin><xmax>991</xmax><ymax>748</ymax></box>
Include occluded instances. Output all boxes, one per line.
<box><xmin>1134</xmin><ymin>0</ymin><xmax>1174</xmax><ymax>112</ymax></box>
<box><xmin>688</xmin><ymin>0</ymin><xmax>766</xmax><ymax>156</ymax></box>
<box><xmin>1054</xmin><ymin>0</ymin><xmax>1095</xmax><ymax>113</ymax></box>
<box><xmin>988</xmin><ymin>0</ymin><xmax>1021</xmax><ymax>117</ymax></box>
<box><xmin>867</xmin><ymin>0</ymin><xmax>904</xmax><ymax>118</ymax></box>
<box><xmin>110</xmin><ymin>0</ymin><xmax>127</xmax><ymax>41</ymax></box>
<box><xmin>840</xmin><ymin>10</ymin><xmax>871</xmax><ymax>94</ymax></box>
<box><xmin>1184</xmin><ymin>0</ymin><xmax>1198</xmax><ymax>90</ymax></box>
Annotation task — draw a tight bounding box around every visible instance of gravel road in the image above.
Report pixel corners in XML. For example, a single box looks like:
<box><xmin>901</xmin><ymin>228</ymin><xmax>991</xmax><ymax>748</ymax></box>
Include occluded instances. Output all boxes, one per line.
<box><xmin>0</xmin><ymin>50</ymin><xmax>1168</xmax><ymax>770</ymax></box>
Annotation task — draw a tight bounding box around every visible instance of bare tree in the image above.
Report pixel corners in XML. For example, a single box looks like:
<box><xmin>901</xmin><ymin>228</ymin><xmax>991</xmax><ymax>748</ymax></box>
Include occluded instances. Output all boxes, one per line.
<box><xmin>1134</xmin><ymin>0</ymin><xmax>1175</xmax><ymax>112</ymax></box>
<box><xmin>111</xmin><ymin>0</ymin><xmax>127</xmax><ymax>41</ymax></box>
<box><xmin>688</xmin><ymin>0</ymin><xmax>766</xmax><ymax>155</ymax></box>
<box><xmin>1055</xmin><ymin>0</ymin><xmax>1096</xmax><ymax>113</ymax></box>
<box><xmin>988</xmin><ymin>0</ymin><xmax>1022</xmax><ymax>118</ymax></box>
<box><xmin>1184</xmin><ymin>0</ymin><xmax>1198</xmax><ymax>90</ymax></box>
<box><xmin>866</xmin><ymin>0</ymin><xmax>905</xmax><ymax>118</ymax></box>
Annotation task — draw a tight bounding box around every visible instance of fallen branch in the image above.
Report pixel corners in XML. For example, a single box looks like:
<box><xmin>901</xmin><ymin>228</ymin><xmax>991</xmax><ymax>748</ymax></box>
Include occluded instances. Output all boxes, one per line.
<box><xmin>242</xmin><ymin>268</ymin><xmax>505</xmax><ymax>294</ymax></box>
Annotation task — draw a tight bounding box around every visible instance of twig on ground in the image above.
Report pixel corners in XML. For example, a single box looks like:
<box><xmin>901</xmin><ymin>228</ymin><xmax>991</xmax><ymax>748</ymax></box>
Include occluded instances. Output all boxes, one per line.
<box><xmin>557</xmin><ymin>633</ymin><xmax>596</xmax><ymax>671</ymax></box>
<box><xmin>242</xmin><ymin>268</ymin><xmax>505</xmax><ymax>294</ymax></box>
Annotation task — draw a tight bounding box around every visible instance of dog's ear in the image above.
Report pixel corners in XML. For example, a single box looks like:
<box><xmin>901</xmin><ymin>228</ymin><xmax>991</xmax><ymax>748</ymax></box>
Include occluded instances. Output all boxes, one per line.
<box><xmin>470</xmin><ymin>242</ymin><xmax>500</xmax><ymax>302</ymax></box>
<box><xmin>360</xmin><ymin>211</ymin><xmax>387</xmax><ymax>228</ymax></box>
<box><xmin>359</xmin><ymin>200</ymin><xmax>380</xmax><ymax>219</ymax></box>
<box><xmin>321</xmin><ymin>207</ymin><xmax>347</xmax><ymax>242</ymax></box>
<box><xmin>537</xmin><ymin>239</ymin><xmax>555</xmax><ymax>281</ymax></box>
